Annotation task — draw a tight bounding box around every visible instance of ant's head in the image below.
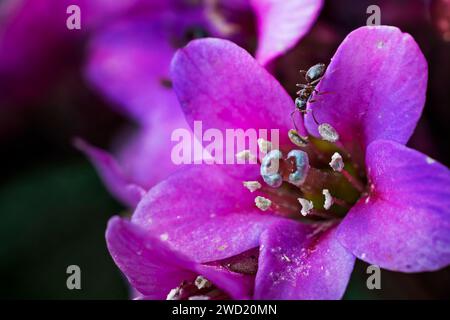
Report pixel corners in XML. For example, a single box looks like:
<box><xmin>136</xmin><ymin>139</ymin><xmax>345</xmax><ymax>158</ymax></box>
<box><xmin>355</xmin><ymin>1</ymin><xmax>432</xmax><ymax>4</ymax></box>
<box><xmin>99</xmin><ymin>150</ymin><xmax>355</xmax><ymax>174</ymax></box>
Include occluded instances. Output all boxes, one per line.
<box><xmin>295</xmin><ymin>97</ymin><xmax>307</xmax><ymax>111</ymax></box>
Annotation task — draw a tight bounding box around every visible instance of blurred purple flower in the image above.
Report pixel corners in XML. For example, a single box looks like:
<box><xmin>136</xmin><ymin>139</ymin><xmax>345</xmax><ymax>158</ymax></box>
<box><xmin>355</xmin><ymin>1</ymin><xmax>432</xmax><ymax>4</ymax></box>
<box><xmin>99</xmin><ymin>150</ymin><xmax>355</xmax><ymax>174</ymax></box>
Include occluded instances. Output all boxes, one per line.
<box><xmin>0</xmin><ymin>0</ymin><xmax>142</xmax><ymax>106</ymax></box>
<box><xmin>0</xmin><ymin>0</ymin><xmax>154</xmax><ymax>139</ymax></box>
<box><xmin>106</xmin><ymin>26</ymin><xmax>450</xmax><ymax>299</ymax></box>
<box><xmin>78</xmin><ymin>0</ymin><xmax>323</xmax><ymax>206</ymax></box>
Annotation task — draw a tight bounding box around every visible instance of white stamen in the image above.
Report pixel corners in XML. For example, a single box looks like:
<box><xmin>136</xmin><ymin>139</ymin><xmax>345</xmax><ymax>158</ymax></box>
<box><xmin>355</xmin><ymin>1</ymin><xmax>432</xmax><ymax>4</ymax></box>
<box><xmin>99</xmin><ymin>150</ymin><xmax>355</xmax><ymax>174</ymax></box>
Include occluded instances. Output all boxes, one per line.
<box><xmin>236</xmin><ymin>149</ymin><xmax>256</xmax><ymax>162</ymax></box>
<box><xmin>166</xmin><ymin>288</ymin><xmax>180</xmax><ymax>300</ymax></box>
<box><xmin>329</xmin><ymin>152</ymin><xmax>344</xmax><ymax>172</ymax></box>
<box><xmin>298</xmin><ymin>198</ymin><xmax>314</xmax><ymax>216</ymax></box>
<box><xmin>426</xmin><ymin>156</ymin><xmax>436</xmax><ymax>164</ymax></box>
<box><xmin>322</xmin><ymin>189</ymin><xmax>334</xmax><ymax>210</ymax></box>
<box><xmin>160</xmin><ymin>233</ymin><xmax>169</xmax><ymax>241</ymax></box>
<box><xmin>318</xmin><ymin>123</ymin><xmax>339</xmax><ymax>142</ymax></box>
<box><xmin>188</xmin><ymin>295</ymin><xmax>211</xmax><ymax>300</ymax></box>
<box><xmin>194</xmin><ymin>275</ymin><xmax>212</xmax><ymax>290</ymax></box>
<box><xmin>257</xmin><ymin>138</ymin><xmax>272</xmax><ymax>154</ymax></box>
<box><xmin>243</xmin><ymin>181</ymin><xmax>262</xmax><ymax>192</ymax></box>
<box><xmin>255</xmin><ymin>196</ymin><xmax>272</xmax><ymax>211</ymax></box>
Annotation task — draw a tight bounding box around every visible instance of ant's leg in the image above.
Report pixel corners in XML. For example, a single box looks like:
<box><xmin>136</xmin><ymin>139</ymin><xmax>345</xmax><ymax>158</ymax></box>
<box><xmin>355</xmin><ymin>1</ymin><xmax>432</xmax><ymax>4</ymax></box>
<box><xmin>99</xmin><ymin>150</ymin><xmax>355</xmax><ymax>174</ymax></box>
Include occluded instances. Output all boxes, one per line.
<box><xmin>309</xmin><ymin>90</ymin><xmax>335</xmax><ymax>102</ymax></box>
<box><xmin>297</xmin><ymin>108</ymin><xmax>318</xmax><ymax>125</ymax></box>
<box><xmin>309</xmin><ymin>77</ymin><xmax>323</xmax><ymax>86</ymax></box>
<box><xmin>296</xmin><ymin>88</ymin><xmax>309</xmax><ymax>95</ymax></box>
<box><xmin>290</xmin><ymin>110</ymin><xmax>299</xmax><ymax>131</ymax></box>
<box><xmin>316</xmin><ymin>91</ymin><xmax>335</xmax><ymax>96</ymax></box>
<box><xmin>296</xmin><ymin>83</ymin><xmax>307</xmax><ymax>88</ymax></box>
<box><xmin>309</xmin><ymin>91</ymin><xmax>334</xmax><ymax>102</ymax></box>
<box><xmin>308</xmin><ymin>97</ymin><xmax>324</xmax><ymax>103</ymax></box>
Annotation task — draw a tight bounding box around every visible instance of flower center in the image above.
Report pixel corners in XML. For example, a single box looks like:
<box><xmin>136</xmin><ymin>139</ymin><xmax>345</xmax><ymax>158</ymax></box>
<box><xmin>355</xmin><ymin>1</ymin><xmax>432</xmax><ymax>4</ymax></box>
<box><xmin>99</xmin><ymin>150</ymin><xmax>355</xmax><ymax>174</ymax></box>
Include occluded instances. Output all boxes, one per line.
<box><xmin>244</xmin><ymin>130</ymin><xmax>366</xmax><ymax>222</ymax></box>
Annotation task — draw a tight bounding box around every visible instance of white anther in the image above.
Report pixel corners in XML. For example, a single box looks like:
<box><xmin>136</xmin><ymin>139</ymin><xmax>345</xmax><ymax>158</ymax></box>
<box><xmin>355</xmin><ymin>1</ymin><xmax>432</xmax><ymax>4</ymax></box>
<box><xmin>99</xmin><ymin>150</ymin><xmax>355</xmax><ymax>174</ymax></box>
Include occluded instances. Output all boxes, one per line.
<box><xmin>257</xmin><ymin>138</ymin><xmax>272</xmax><ymax>154</ymax></box>
<box><xmin>166</xmin><ymin>288</ymin><xmax>180</xmax><ymax>300</ymax></box>
<box><xmin>255</xmin><ymin>196</ymin><xmax>272</xmax><ymax>211</ymax></box>
<box><xmin>298</xmin><ymin>198</ymin><xmax>314</xmax><ymax>216</ymax></box>
<box><xmin>236</xmin><ymin>150</ymin><xmax>257</xmax><ymax>162</ymax></box>
<box><xmin>243</xmin><ymin>181</ymin><xmax>262</xmax><ymax>192</ymax></box>
<box><xmin>195</xmin><ymin>276</ymin><xmax>212</xmax><ymax>290</ymax></box>
<box><xmin>322</xmin><ymin>189</ymin><xmax>334</xmax><ymax>210</ymax></box>
<box><xmin>329</xmin><ymin>152</ymin><xmax>344</xmax><ymax>172</ymax></box>
<box><xmin>318</xmin><ymin>123</ymin><xmax>339</xmax><ymax>142</ymax></box>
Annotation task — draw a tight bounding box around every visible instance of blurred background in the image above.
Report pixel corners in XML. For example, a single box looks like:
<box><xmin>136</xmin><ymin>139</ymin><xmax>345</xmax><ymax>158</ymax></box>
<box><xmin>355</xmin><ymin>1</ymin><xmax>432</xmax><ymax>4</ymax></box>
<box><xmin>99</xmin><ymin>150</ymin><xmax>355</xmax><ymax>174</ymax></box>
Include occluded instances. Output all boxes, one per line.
<box><xmin>0</xmin><ymin>0</ymin><xmax>449</xmax><ymax>299</ymax></box>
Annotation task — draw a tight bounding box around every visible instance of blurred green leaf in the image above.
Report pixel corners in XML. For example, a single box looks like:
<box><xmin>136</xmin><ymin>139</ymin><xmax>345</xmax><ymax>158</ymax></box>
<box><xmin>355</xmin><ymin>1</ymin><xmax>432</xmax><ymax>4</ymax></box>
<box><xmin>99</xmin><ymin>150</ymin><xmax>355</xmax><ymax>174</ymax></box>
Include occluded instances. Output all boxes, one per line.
<box><xmin>0</xmin><ymin>159</ymin><xmax>128</xmax><ymax>299</ymax></box>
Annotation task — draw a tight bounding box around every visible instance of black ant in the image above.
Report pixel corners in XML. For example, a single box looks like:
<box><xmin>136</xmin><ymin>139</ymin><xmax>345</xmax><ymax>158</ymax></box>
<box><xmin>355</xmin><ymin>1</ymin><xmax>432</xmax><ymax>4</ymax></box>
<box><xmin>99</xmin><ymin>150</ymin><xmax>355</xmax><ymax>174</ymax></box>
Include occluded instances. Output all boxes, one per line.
<box><xmin>291</xmin><ymin>63</ymin><xmax>326</xmax><ymax>129</ymax></box>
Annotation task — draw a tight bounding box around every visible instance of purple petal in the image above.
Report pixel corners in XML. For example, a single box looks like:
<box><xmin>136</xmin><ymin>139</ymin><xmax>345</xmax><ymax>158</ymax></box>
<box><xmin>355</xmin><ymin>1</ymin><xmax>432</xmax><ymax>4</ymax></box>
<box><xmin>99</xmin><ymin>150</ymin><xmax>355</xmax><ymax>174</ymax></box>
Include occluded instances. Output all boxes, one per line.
<box><xmin>255</xmin><ymin>220</ymin><xmax>355</xmax><ymax>299</ymax></box>
<box><xmin>171</xmin><ymin>38</ymin><xmax>301</xmax><ymax>148</ymax></box>
<box><xmin>74</xmin><ymin>139</ymin><xmax>146</xmax><ymax>207</ymax></box>
<box><xmin>76</xmin><ymin>121</ymin><xmax>203</xmax><ymax>206</ymax></box>
<box><xmin>84</xmin><ymin>15</ymin><xmax>208</xmax><ymax>196</ymax></box>
<box><xmin>195</xmin><ymin>264</ymin><xmax>254</xmax><ymax>300</ymax></box>
<box><xmin>338</xmin><ymin>140</ymin><xmax>450</xmax><ymax>272</ymax></box>
<box><xmin>85</xmin><ymin>6</ymin><xmax>209</xmax><ymax>123</ymax></box>
<box><xmin>114</xmin><ymin>123</ymin><xmax>192</xmax><ymax>189</ymax></box>
<box><xmin>106</xmin><ymin>217</ymin><xmax>253</xmax><ymax>299</ymax></box>
<box><xmin>305</xmin><ymin>26</ymin><xmax>427</xmax><ymax>155</ymax></box>
<box><xmin>132</xmin><ymin>165</ymin><xmax>281</xmax><ymax>262</ymax></box>
<box><xmin>85</xmin><ymin>16</ymin><xmax>179</xmax><ymax>123</ymax></box>
<box><xmin>251</xmin><ymin>0</ymin><xmax>323</xmax><ymax>65</ymax></box>
<box><xmin>106</xmin><ymin>216</ymin><xmax>195</xmax><ymax>299</ymax></box>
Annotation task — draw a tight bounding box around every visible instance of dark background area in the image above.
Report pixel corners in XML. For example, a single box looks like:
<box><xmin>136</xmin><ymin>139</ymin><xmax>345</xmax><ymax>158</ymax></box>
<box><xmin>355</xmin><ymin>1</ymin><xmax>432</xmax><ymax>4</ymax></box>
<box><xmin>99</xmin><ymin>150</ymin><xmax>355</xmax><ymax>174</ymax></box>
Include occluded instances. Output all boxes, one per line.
<box><xmin>0</xmin><ymin>0</ymin><xmax>449</xmax><ymax>299</ymax></box>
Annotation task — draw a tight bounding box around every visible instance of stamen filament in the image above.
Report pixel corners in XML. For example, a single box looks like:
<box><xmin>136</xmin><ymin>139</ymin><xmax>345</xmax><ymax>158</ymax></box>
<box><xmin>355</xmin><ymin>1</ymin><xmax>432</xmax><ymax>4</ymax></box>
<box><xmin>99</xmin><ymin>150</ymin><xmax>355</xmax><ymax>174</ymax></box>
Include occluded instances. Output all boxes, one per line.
<box><xmin>341</xmin><ymin>169</ymin><xmax>365</xmax><ymax>193</ymax></box>
<box><xmin>306</xmin><ymin>210</ymin><xmax>341</xmax><ymax>220</ymax></box>
<box><xmin>331</xmin><ymin>196</ymin><xmax>351</xmax><ymax>209</ymax></box>
<box><xmin>322</xmin><ymin>189</ymin><xmax>351</xmax><ymax>210</ymax></box>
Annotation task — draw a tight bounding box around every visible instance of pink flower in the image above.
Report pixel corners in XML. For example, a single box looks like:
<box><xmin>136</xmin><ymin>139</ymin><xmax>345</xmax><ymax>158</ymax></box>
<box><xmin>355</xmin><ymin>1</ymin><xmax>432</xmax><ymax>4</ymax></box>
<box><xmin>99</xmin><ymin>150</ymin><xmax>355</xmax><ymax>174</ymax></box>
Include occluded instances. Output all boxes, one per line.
<box><xmin>106</xmin><ymin>26</ymin><xmax>450</xmax><ymax>299</ymax></box>
<box><xmin>78</xmin><ymin>0</ymin><xmax>323</xmax><ymax>206</ymax></box>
